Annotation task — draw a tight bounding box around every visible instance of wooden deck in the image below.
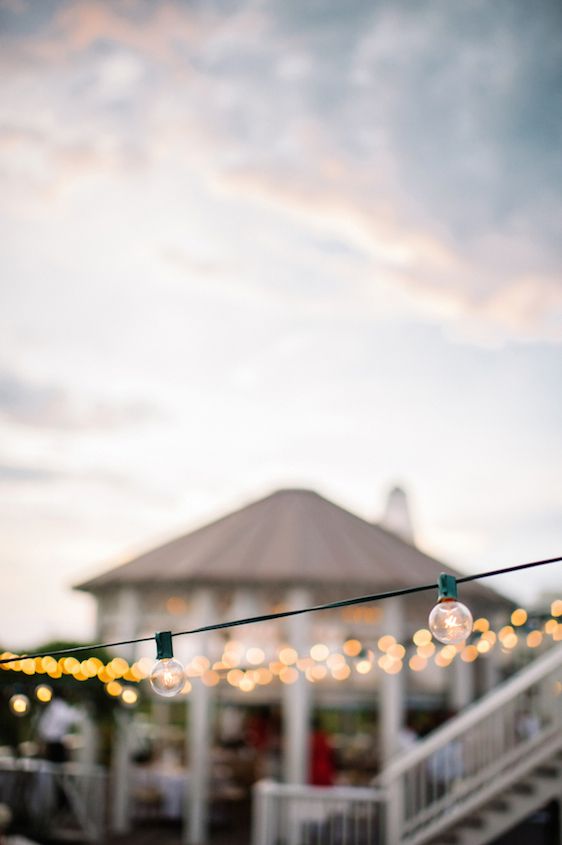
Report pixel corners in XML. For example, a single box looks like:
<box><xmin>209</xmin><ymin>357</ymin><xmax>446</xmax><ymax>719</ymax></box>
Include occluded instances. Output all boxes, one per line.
<box><xmin>108</xmin><ymin>801</ymin><xmax>252</xmax><ymax>845</ymax></box>
<box><xmin>109</xmin><ymin>822</ymin><xmax>251</xmax><ymax>845</ymax></box>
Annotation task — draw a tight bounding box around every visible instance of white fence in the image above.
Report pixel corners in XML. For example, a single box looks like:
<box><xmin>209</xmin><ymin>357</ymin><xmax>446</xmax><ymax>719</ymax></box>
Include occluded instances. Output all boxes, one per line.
<box><xmin>252</xmin><ymin>780</ymin><xmax>386</xmax><ymax>845</ymax></box>
<box><xmin>0</xmin><ymin>757</ymin><xmax>106</xmax><ymax>841</ymax></box>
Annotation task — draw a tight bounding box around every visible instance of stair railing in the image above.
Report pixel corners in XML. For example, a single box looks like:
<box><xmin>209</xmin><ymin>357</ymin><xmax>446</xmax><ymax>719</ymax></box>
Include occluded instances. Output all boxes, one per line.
<box><xmin>378</xmin><ymin>643</ymin><xmax>562</xmax><ymax>845</ymax></box>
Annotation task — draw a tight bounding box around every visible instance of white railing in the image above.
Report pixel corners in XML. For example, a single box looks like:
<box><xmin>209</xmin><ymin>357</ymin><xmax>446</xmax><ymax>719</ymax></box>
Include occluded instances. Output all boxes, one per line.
<box><xmin>0</xmin><ymin>757</ymin><xmax>106</xmax><ymax>841</ymax></box>
<box><xmin>378</xmin><ymin>643</ymin><xmax>562</xmax><ymax>845</ymax></box>
<box><xmin>253</xmin><ymin>779</ymin><xmax>386</xmax><ymax>845</ymax></box>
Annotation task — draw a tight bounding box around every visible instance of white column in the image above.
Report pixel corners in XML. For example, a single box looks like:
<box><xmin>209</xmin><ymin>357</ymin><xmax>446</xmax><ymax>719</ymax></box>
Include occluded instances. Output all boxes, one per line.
<box><xmin>450</xmin><ymin>657</ymin><xmax>475</xmax><ymax>711</ymax></box>
<box><xmin>111</xmin><ymin>710</ymin><xmax>132</xmax><ymax>834</ymax></box>
<box><xmin>230</xmin><ymin>587</ymin><xmax>260</xmax><ymax>656</ymax></box>
<box><xmin>108</xmin><ymin>588</ymin><xmax>138</xmax><ymax>833</ymax></box>
<box><xmin>184</xmin><ymin>588</ymin><xmax>215</xmax><ymax>845</ymax></box>
<box><xmin>77</xmin><ymin>704</ymin><xmax>98</xmax><ymax>768</ymax></box>
<box><xmin>150</xmin><ymin>698</ymin><xmax>170</xmax><ymax>768</ymax></box>
<box><xmin>380</xmin><ymin>597</ymin><xmax>405</xmax><ymax>765</ymax></box>
<box><xmin>282</xmin><ymin>587</ymin><xmax>312</xmax><ymax>784</ymax></box>
<box><xmin>187</xmin><ymin>676</ymin><xmax>212</xmax><ymax>844</ymax></box>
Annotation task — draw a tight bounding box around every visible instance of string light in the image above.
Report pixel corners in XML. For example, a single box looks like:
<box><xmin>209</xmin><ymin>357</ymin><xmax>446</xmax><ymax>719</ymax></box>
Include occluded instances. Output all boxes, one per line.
<box><xmin>121</xmin><ymin>687</ymin><xmax>139</xmax><ymax>707</ymax></box>
<box><xmin>1</xmin><ymin>599</ymin><xmax>562</xmax><ymax>706</ymax></box>
<box><xmin>246</xmin><ymin>647</ymin><xmax>265</xmax><ymax>665</ymax></box>
<box><xmin>428</xmin><ymin>574</ymin><xmax>473</xmax><ymax>645</ymax></box>
<box><xmin>0</xmin><ymin>609</ymin><xmax>560</xmax><ymax>696</ymax></box>
<box><xmin>0</xmin><ymin>556</ymin><xmax>560</xmax><ymax>702</ymax></box>
<box><xmin>9</xmin><ymin>694</ymin><xmax>30</xmax><ymax>716</ymax></box>
<box><xmin>106</xmin><ymin>681</ymin><xmax>123</xmax><ymax>697</ymax></box>
<box><xmin>343</xmin><ymin>638</ymin><xmax>362</xmax><ymax>657</ymax></box>
<box><xmin>0</xmin><ymin>634</ymin><xmax>552</xmax><ymax>697</ymax></box>
<box><xmin>354</xmin><ymin>650</ymin><xmax>374</xmax><ymax>675</ymax></box>
<box><xmin>149</xmin><ymin>631</ymin><xmax>185</xmax><ymax>698</ymax></box>
<box><xmin>511</xmin><ymin>608</ymin><xmax>527</xmax><ymax>626</ymax></box>
<box><xmin>550</xmin><ymin>600</ymin><xmax>562</xmax><ymax>617</ymax></box>
<box><xmin>35</xmin><ymin>684</ymin><xmax>53</xmax><ymax>703</ymax></box>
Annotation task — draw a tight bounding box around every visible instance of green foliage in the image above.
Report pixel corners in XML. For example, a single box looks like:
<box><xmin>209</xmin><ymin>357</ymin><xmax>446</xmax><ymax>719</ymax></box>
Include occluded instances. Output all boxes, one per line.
<box><xmin>0</xmin><ymin>640</ymin><xmax>131</xmax><ymax>754</ymax></box>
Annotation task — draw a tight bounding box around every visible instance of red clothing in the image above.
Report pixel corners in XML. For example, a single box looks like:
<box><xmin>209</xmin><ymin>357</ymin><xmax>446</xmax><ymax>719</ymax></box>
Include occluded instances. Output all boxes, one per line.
<box><xmin>310</xmin><ymin>730</ymin><xmax>334</xmax><ymax>786</ymax></box>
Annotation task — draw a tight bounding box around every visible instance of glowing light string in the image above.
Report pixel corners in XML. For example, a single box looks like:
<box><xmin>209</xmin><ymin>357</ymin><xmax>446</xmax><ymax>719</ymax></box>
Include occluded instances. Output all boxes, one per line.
<box><xmin>0</xmin><ymin>554</ymin><xmax>560</xmax><ymax>666</ymax></box>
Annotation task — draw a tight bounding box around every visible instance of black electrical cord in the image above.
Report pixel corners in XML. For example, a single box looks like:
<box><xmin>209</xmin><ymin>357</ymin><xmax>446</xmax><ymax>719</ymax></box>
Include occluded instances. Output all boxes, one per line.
<box><xmin>1</xmin><ymin>554</ymin><xmax>560</xmax><ymax>665</ymax></box>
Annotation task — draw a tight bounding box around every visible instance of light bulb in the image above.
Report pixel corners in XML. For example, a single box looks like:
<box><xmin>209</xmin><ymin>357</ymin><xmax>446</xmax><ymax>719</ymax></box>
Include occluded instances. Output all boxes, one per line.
<box><xmin>35</xmin><ymin>684</ymin><xmax>53</xmax><ymax>703</ymax></box>
<box><xmin>149</xmin><ymin>657</ymin><xmax>185</xmax><ymax>697</ymax></box>
<box><xmin>9</xmin><ymin>693</ymin><xmax>30</xmax><ymax>716</ymax></box>
<box><xmin>121</xmin><ymin>686</ymin><xmax>139</xmax><ymax>707</ymax></box>
<box><xmin>429</xmin><ymin>599</ymin><xmax>473</xmax><ymax>645</ymax></box>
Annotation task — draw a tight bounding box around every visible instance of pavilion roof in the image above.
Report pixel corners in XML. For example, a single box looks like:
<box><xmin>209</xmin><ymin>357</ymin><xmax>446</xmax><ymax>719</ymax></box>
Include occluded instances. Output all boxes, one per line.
<box><xmin>75</xmin><ymin>489</ymin><xmax>508</xmax><ymax>606</ymax></box>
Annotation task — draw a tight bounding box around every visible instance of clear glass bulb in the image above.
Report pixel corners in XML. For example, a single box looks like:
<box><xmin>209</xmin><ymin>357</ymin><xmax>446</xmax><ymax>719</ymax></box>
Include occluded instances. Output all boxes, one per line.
<box><xmin>149</xmin><ymin>658</ymin><xmax>185</xmax><ymax>697</ymax></box>
<box><xmin>429</xmin><ymin>599</ymin><xmax>473</xmax><ymax>644</ymax></box>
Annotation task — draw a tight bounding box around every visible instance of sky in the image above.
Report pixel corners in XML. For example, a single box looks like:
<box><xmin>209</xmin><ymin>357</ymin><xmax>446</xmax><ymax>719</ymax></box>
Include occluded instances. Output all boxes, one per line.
<box><xmin>1</xmin><ymin>0</ymin><xmax>561</xmax><ymax>649</ymax></box>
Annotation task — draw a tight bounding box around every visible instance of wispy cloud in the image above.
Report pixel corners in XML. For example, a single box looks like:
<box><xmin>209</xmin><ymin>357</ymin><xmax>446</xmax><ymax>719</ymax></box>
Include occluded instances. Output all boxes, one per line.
<box><xmin>2</xmin><ymin>0</ymin><xmax>559</xmax><ymax>339</ymax></box>
<box><xmin>0</xmin><ymin>371</ymin><xmax>156</xmax><ymax>431</ymax></box>
<box><xmin>0</xmin><ymin>463</ymin><xmax>63</xmax><ymax>483</ymax></box>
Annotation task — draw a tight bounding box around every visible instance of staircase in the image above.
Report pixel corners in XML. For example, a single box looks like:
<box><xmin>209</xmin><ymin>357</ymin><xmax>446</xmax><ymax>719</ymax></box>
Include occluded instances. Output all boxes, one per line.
<box><xmin>252</xmin><ymin>646</ymin><xmax>561</xmax><ymax>845</ymax></box>
<box><xmin>379</xmin><ymin>643</ymin><xmax>562</xmax><ymax>845</ymax></box>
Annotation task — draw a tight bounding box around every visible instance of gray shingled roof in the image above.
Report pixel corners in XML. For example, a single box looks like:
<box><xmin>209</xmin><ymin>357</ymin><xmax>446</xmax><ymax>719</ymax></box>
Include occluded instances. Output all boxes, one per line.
<box><xmin>75</xmin><ymin>489</ymin><xmax>507</xmax><ymax>605</ymax></box>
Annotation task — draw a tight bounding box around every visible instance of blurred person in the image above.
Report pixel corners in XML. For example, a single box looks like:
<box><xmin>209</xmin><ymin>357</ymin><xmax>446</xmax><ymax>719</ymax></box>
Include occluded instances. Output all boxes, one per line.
<box><xmin>516</xmin><ymin>708</ymin><xmax>541</xmax><ymax>741</ymax></box>
<box><xmin>220</xmin><ymin>705</ymin><xmax>244</xmax><ymax>748</ymax></box>
<box><xmin>310</xmin><ymin>716</ymin><xmax>335</xmax><ymax>786</ymax></box>
<box><xmin>398</xmin><ymin>715</ymin><xmax>419</xmax><ymax>753</ymax></box>
<box><xmin>425</xmin><ymin>710</ymin><xmax>464</xmax><ymax>798</ymax></box>
<box><xmin>37</xmin><ymin>689</ymin><xmax>80</xmax><ymax>763</ymax></box>
<box><xmin>427</xmin><ymin>739</ymin><xmax>464</xmax><ymax>797</ymax></box>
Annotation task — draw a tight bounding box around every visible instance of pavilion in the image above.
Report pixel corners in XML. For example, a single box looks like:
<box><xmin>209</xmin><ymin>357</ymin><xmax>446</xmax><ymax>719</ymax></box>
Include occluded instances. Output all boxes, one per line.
<box><xmin>76</xmin><ymin>487</ymin><xmax>511</xmax><ymax>844</ymax></box>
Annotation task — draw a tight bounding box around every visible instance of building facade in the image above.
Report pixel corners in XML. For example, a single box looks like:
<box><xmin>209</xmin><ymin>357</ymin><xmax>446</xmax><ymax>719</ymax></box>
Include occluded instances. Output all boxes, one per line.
<box><xmin>76</xmin><ymin>488</ymin><xmax>510</xmax><ymax>843</ymax></box>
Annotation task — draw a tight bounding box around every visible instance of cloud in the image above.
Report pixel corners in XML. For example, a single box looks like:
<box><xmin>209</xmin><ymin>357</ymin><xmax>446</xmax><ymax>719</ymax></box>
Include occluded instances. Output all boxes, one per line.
<box><xmin>0</xmin><ymin>461</ymin><xmax>171</xmax><ymax>505</ymax></box>
<box><xmin>0</xmin><ymin>370</ymin><xmax>156</xmax><ymax>431</ymax></box>
<box><xmin>0</xmin><ymin>124</ymin><xmax>135</xmax><ymax>204</ymax></box>
<box><xmin>0</xmin><ymin>0</ymin><xmax>28</xmax><ymax>16</ymax></box>
<box><xmin>161</xmin><ymin>246</ymin><xmax>230</xmax><ymax>280</ymax></box>
<box><xmin>216</xmin><ymin>152</ymin><xmax>562</xmax><ymax>339</ymax></box>
<box><xmin>0</xmin><ymin>0</ymin><xmax>561</xmax><ymax>341</ymax></box>
<box><xmin>0</xmin><ymin>464</ymin><xmax>63</xmax><ymax>483</ymax></box>
<box><xmin>2</xmin><ymin>0</ymin><xmax>194</xmax><ymax>63</ymax></box>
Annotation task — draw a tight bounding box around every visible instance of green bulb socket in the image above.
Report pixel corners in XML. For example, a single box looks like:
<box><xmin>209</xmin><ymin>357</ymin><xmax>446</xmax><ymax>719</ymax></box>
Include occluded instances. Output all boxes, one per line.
<box><xmin>155</xmin><ymin>631</ymin><xmax>174</xmax><ymax>660</ymax></box>
<box><xmin>437</xmin><ymin>573</ymin><xmax>458</xmax><ymax>601</ymax></box>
